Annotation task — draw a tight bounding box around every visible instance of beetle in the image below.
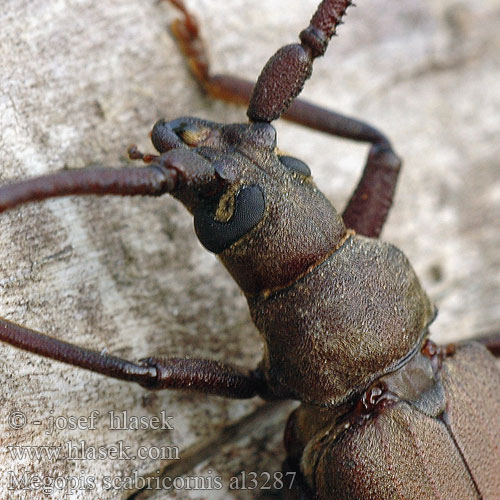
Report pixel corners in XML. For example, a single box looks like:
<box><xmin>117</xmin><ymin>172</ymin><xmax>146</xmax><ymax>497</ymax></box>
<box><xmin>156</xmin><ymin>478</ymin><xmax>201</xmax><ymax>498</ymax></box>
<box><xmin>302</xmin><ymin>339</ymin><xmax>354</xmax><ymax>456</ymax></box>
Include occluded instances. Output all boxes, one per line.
<box><xmin>0</xmin><ymin>0</ymin><xmax>500</xmax><ymax>500</ymax></box>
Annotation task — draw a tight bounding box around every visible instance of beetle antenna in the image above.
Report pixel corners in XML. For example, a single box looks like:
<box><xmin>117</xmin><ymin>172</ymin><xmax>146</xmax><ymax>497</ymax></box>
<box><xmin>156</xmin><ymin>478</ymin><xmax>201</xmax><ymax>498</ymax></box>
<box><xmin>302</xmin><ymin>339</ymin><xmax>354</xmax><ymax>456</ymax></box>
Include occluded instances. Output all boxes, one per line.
<box><xmin>248</xmin><ymin>0</ymin><xmax>352</xmax><ymax>123</ymax></box>
<box><xmin>0</xmin><ymin>164</ymin><xmax>178</xmax><ymax>214</ymax></box>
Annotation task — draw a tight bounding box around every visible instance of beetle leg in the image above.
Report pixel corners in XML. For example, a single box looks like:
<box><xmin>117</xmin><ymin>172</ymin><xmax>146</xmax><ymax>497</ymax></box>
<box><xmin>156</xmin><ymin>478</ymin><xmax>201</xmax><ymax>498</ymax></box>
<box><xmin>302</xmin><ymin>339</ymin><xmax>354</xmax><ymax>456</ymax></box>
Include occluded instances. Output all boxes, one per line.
<box><xmin>340</xmin><ymin>142</ymin><xmax>401</xmax><ymax>238</ymax></box>
<box><xmin>281</xmin><ymin>458</ymin><xmax>316</xmax><ymax>500</ymax></box>
<box><xmin>167</xmin><ymin>0</ymin><xmax>401</xmax><ymax>238</ymax></box>
<box><xmin>167</xmin><ymin>0</ymin><xmax>254</xmax><ymax>108</ymax></box>
<box><xmin>282</xmin><ymin>409</ymin><xmax>317</xmax><ymax>499</ymax></box>
<box><xmin>0</xmin><ymin>317</ymin><xmax>270</xmax><ymax>399</ymax></box>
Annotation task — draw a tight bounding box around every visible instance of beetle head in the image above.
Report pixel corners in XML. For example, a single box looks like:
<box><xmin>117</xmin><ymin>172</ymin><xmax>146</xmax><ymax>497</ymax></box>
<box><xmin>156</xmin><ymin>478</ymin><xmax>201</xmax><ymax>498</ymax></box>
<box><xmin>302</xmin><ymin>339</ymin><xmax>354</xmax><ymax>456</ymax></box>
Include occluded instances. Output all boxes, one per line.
<box><xmin>150</xmin><ymin>117</ymin><xmax>347</xmax><ymax>295</ymax></box>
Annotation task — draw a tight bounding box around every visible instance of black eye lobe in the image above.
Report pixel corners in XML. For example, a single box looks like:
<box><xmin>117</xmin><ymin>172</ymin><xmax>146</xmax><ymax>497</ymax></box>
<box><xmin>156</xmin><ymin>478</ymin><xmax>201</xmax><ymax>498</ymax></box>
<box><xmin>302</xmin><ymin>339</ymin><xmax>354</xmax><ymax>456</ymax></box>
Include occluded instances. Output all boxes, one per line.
<box><xmin>193</xmin><ymin>185</ymin><xmax>265</xmax><ymax>254</ymax></box>
<box><xmin>278</xmin><ymin>155</ymin><xmax>311</xmax><ymax>177</ymax></box>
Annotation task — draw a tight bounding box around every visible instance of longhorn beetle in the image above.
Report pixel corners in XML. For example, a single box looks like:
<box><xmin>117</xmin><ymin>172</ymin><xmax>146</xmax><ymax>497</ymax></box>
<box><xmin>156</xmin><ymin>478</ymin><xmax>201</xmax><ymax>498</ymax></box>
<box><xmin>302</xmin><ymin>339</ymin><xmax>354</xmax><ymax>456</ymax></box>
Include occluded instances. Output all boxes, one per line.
<box><xmin>1</xmin><ymin>0</ymin><xmax>499</xmax><ymax>499</ymax></box>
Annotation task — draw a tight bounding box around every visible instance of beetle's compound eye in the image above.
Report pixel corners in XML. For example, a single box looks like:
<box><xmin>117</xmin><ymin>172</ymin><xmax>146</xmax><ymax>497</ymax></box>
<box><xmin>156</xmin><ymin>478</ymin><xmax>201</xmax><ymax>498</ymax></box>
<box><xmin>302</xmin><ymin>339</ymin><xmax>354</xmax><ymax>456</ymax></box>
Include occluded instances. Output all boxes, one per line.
<box><xmin>194</xmin><ymin>185</ymin><xmax>265</xmax><ymax>254</ymax></box>
<box><xmin>278</xmin><ymin>155</ymin><xmax>311</xmax><ymax>177</ymax></box>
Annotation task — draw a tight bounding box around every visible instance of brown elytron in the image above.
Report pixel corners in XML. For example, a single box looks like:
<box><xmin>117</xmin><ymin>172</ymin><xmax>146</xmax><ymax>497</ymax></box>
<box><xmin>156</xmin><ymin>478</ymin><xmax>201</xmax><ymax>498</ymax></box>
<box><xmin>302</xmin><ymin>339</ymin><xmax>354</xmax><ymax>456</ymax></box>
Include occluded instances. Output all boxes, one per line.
<box><xmin>0</xmin><ymin>1</ymin><xmax>499</xmax><ymax>498</ymax></box>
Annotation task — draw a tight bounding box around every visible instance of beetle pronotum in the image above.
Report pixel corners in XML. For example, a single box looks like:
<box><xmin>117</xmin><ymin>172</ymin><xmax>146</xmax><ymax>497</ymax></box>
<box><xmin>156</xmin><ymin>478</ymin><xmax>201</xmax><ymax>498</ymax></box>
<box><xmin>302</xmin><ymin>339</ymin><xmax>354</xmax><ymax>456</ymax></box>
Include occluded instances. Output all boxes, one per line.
<box><xmin>1</xmin><ymin>1</ymin><xmax>499</xmax><ymax>499</ymax></box>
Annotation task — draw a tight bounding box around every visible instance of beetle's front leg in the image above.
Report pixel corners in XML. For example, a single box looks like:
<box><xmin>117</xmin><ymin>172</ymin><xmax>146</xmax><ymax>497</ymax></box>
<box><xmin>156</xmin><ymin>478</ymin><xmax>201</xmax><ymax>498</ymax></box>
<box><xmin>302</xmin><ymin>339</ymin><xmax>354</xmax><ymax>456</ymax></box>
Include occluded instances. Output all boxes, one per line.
<box><xmin>0</xmin><ymin>317</ymin><xmax>271</xmax><ymax>399</ymax></box>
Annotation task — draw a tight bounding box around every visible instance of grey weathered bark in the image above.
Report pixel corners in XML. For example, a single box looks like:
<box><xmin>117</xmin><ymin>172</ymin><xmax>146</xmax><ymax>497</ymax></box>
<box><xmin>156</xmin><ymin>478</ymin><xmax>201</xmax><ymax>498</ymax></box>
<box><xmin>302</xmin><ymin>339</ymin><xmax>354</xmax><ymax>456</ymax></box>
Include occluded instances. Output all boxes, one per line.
<box><xmin>0</xmin><ymin>1</ymin><xmax>499</xmax><ymax>499</ymax></box>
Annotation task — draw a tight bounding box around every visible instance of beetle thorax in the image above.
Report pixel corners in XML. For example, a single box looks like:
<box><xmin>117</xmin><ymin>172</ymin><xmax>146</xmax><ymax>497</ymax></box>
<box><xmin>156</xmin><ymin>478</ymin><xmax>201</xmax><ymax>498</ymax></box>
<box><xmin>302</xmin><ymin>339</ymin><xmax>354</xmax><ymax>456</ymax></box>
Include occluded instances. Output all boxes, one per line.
<box><xmin>248</xmin><ymin>236</ymin><xmax>436</xmax><ymax>406</ymax></box>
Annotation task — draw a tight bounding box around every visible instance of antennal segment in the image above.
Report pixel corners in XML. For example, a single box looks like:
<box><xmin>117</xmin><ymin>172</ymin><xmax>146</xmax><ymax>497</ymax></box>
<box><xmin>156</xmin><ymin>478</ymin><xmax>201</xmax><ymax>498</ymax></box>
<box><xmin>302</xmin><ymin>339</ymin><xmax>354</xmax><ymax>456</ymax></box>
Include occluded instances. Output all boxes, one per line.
<box><xmin>247</xmin><ymin>0</ymin><xmax>352</xmax><ymax>123</ymax></box>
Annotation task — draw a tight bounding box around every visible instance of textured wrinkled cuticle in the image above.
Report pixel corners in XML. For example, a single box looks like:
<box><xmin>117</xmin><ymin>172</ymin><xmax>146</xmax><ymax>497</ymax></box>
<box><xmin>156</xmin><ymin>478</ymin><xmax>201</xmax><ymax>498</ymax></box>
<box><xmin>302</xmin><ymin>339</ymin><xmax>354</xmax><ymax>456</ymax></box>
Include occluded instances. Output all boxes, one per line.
<box><xmin>258</xmin><ymin>228</ymin><xmax>356</xmax><ymax>299</ymax></box>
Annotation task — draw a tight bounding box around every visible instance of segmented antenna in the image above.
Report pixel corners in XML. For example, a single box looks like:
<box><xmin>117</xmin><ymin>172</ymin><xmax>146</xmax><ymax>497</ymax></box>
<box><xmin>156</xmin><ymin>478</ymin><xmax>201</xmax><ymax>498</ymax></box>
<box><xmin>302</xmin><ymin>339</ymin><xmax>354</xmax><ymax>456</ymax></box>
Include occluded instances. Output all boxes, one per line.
<box><xmin>248</xmin><ymin>0</ymin><xmax>353</xmax><ymax>123</ymax></box>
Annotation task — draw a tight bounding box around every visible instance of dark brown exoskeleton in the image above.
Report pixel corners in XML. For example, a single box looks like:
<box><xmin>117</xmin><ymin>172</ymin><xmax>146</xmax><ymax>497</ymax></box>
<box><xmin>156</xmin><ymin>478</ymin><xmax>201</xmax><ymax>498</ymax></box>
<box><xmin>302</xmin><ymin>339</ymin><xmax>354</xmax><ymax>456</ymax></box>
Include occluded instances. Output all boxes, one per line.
<box><xmin>1</xmin><ymin>1</ymin><xmax>499</xmax><ymax>498</ymax></box>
